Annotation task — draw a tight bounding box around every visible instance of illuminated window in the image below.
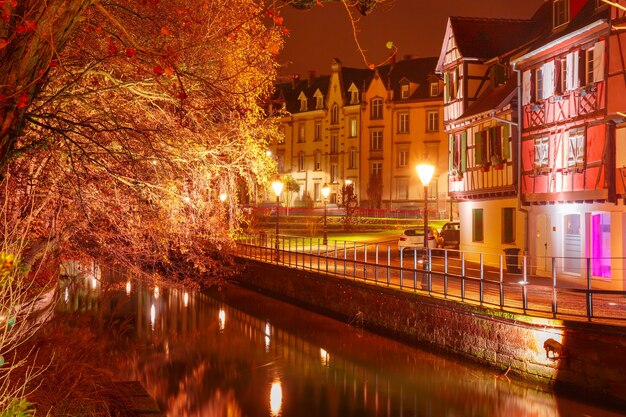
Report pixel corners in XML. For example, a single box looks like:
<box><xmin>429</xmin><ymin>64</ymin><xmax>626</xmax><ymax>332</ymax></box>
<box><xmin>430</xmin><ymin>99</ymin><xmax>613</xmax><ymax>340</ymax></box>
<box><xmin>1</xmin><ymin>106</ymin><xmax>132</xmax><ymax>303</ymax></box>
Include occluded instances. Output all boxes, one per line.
<box><xmin>586</xmin><ymin>48</ymin><xmax>595</xmax><ymax>85</ymax></box>
<box><xmin>401</xmin><ymin>83</ymin><xmax>410</xmax><ymax>99</ymax></box>
<box><xmin>591</xmin><ymin>213</ymin><xmax>611</xmax><ymax>278</ymax></box>
<box><xmin>298</xmin><ymin>92</ymin><xmax>307</xmax><ymax>112</ymax></box>
<box><xmin>314</xmin><ymin>90</ymin><xmax>324</xmax><ymax>109</ymax></box>
<box><xmin>430</xmin><ymin>82</ymin><xmax>439</xmax><ymax>97</ymax></box>
<box><xmin>314</xmin><ymin>182</ymin><xmax>320</xmax><ymax>201</ymax></box>
<box><xmin>348</xmin><ymin>83</ymin><xmax>360</xmax><ymax>104</ymax></box>
<box><xmin>370</xmin><ymin>97</ymin><xmax>383</xmax><ymax>119</ymax></box>
<box><xmin>349</xmin><ymin>117</ymin><xmax>358</xmax><ymax>137</ymax></box>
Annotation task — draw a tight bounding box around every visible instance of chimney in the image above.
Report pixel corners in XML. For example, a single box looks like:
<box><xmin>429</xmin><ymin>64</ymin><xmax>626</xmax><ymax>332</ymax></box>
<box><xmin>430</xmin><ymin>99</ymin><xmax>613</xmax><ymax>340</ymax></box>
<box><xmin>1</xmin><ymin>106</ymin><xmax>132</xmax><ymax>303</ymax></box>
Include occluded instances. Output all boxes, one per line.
<box><xmin>308</xmin><ymin>70</ymin><xmax>316</xmax><ymax>87</ymax></box>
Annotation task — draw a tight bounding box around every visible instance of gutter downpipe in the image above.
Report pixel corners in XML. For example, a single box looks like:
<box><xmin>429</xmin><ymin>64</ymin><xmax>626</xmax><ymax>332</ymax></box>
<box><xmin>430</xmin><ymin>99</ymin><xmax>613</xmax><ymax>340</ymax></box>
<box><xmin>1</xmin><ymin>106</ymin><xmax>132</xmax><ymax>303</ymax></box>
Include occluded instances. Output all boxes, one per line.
<box><xmin>514</xmin><ymin>66</ymin><xmax>529</xmax><ymax>258</ymax></box>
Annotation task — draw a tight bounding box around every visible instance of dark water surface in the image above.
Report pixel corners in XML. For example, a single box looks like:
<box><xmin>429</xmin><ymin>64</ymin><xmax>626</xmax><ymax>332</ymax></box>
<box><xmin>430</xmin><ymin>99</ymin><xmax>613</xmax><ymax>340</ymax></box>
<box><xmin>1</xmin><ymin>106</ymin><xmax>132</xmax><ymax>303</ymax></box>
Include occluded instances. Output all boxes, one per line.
<box><xmin>57</xmin><ymin>277</ymin><xmax>626</xmax><ymax>417</ymax></box>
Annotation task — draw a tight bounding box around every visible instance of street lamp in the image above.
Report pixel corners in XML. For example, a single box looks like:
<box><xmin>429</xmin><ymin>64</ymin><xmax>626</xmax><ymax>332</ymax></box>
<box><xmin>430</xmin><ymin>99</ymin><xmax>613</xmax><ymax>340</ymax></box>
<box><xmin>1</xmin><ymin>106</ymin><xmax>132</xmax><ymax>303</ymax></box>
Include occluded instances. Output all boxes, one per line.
<box><xmin>321</xmin><ymin>183</ymin><xmax>330</xmax><ymax>245</ymax></box>
<box><xmin>416</xmin><ymin>164</ymin><xmax>435</xmax><ymax>267</ymax></box>
<box><xmin>271</xmin><ymin>179</ymin><xmax>284</xmax><ymax>262</ymax></box>
<box><xmin>219</xmin><ymin>192</ymin><xmax>227</xmax><ymax>203</ymax></box>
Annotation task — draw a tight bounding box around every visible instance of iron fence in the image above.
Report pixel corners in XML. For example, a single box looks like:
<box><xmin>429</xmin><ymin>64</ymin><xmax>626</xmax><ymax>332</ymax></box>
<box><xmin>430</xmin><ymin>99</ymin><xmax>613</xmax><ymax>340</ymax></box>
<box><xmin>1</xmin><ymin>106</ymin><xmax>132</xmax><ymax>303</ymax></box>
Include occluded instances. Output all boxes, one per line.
<box><xmin>236</xmin><ymin>233</ymin><xmax>626</xmax><ymax>324</ymax></box>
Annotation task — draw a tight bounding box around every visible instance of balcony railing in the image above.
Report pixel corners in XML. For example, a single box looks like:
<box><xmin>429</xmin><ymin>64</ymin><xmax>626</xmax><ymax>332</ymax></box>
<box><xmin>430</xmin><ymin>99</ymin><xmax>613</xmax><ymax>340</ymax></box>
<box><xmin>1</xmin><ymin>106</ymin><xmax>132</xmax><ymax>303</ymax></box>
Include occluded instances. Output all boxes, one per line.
<box><xmin>236</xmin><ymin>233</ymin><xmax>626</xmax><ymax>325</ymax></box>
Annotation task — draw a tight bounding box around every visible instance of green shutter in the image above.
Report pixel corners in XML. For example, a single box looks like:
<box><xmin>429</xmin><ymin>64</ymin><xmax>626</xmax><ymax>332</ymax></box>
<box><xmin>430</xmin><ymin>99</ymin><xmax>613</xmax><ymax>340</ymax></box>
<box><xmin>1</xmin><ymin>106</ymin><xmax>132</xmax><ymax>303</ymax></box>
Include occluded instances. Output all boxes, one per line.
<box><xmin>444</xmin><ymin>72</ymin><xmax>450</xmax><ymax>102</ymax></box>
<box><xmin>461</xmin><ymin>131</ymin><xmax>467</xmax><ymax>172</ymax></box>
<box><xmin>449</xmin><ymin>133</ymin><xmax>454</xmax><ymax>170</ymax></box>
<box><xmin>475</xmin><ymin>131</ymin><xmax>483</xmax><ymax>166</ymax></box>
<box><xmin>503</xmin><ymin>124</ymin><xmax>511</xmax><ymax>159</ymax></box>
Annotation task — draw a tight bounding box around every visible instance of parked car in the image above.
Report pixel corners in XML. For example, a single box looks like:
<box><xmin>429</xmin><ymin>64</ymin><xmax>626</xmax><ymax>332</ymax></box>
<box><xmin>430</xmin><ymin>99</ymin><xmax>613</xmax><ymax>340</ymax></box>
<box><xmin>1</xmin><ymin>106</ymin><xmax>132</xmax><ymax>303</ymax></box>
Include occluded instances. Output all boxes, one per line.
<box><xmin>439</xmin><ymin>221</ymin><xmax>460</xmax><ymax>249</ymax></box>
<box><xmin>398</xmin><ymin>227</ymin><xmax>441</xmax><ymax>255</ymax></box>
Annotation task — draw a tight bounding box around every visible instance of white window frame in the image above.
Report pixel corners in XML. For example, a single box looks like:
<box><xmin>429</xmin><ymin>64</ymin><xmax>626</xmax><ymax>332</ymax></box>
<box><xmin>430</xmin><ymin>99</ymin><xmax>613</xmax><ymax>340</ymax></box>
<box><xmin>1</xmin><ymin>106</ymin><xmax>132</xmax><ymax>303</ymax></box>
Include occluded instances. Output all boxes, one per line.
<box><xmin>370</xmin><ymin>130</ymin><xmax>383</xmax><ymax>151</ymax></box>
<box><xmin>430</xmin><ymin>82</ymin><xmax>439</xmax><ymax>97</ymax></box>
<box><xmin>567</xmin><ymin>128</ymin><xmax>585</xmax><ymax>168</ymax></box>
<box><xmin>427</xmin><ymin>110</ymin><xmax>439</xmax><ymax>132</ymax></box>
<box><xmin>398</xmin><ymin>150</ymin><xmax>408</xmax><ymax>167</ymax></box>
<box><xmin>349</xmin><ymin>117</ymin><xmax>358</xmax><ymax>138</ymax></box>
<box><xmin>370</xmin><ymin>97</ymin><xmax>383</xmax><ymax>119</ymax></box>
<box><xmin>398</xmin><ymin>113</ymin><xmax>409</xmax><ymax>134</ymax></box>
<box><xmin>371</xmin><ymin>162</ymin><xmax>382</xmax><ymax>176</ymax></box>
<box><xmin>534</xmin><ymin>136</ymin><xmax>549</xmax><ymax>169</ymax></box>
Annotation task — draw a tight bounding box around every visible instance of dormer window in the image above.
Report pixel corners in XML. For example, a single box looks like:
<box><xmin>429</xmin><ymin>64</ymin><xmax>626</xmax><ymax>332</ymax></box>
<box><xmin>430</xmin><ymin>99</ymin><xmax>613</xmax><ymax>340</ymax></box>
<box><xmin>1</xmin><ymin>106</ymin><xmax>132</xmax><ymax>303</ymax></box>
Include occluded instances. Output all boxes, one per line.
<box><xmin>298</xmin><ymin>91</ymin><xmax>307</xmax><ymax>112</ymax></box>
<box><xmin>429</xmin><ymin>82</ymin><xmax>439</xmax><ymax>97</ymax></box>
<box><xmin>313</xmin><ymin>89</ymin><xmax>324</xmax><ymax>109</ymax></box>
<box><xmin>401</xmin><ymin>82</ymin><xmax>410</xmax><ymax>99</ymax></box>
<box><xmin>553</xmin><ymin>0</ymin><xmax>569</xmax><ymax>29</ymax></box>
<box><xmin>348</xmin><ymin>83</ymin><xmax>360</xmax><ymax>104</ymax></box>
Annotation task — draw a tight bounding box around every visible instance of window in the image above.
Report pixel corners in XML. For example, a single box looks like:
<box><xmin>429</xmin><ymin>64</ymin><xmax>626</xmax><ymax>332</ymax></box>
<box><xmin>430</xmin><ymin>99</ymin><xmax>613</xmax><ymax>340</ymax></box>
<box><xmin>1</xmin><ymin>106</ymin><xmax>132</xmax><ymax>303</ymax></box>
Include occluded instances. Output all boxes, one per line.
<box><xmin>349</xmin><ymin>117</ymin><xmax>358</xmax><ymax>138</ymax></box>
<box><xmin>348</xmin><ymin>84</ymin><xmax>360</xmax><ymax>104</ymax></box>
<box><xmin>314</xmin><ymin>150</ymin><xmax>322</xmax><ymax>171</ymax></box>
<box><xmin>314</xmin><ymin>182</ymin><xmax>320</xmax><ymax>201</ymax></box>
<box><xmin>591</xmin><ymin>213</ymin><xmax>611</xmax><ymax>278</ymax></box>
<box><xmin>567</xmin><ymin>128</ymin><xmax>585</xmax><ymax>168</ymax></box>
<box><xmin>331</xmin><ymin>103</ymin><xmax>339</xmax><ymax>124</ymax></box>
<box><xmin>535</xmin><ymin>67</ymin><xmax>544</xmax><ymax>101</ymax></box>
<box><xmin>330</xmin><ymin>163</ymin><xmax>338</xmax><ymax>183</ymax></box>
<box><xmin>330</xmin><ymin>134</ymin><xmax>338</xmax><ymax>154</ymax></box>
<box><xmin>371</xmin><ymin>161</ymin><xmax>382</xmax><ymax>176</ymax></box>
<box><xmin>298</xmin><ymin>123</ymin><xmax>305</xmax><ymax>143</ymax></box>
<box><xmin>430</xmin><ymin>82</ymin><xmax>439</xmax><ymax>97</ymax></box>
<box><xmin>558</xmin><ymin>57</ymin><xmax>567</xmax><ymax>94</ymax></box>
<box><xmin>553</xmin><ymin>0</ymin><xmax>569</xmax><ymax>28</ymax></box>
<box><xmin>586</xmin><ymin>48</ymin><xmax>594</xmax><ymax>85</ymax></box>
<box><xmin>298</xmin><ymin>92</ymin><xmax>307</xmax><ymax>112</ymax></box>
<box><xmin>502</xmin><ymin>208</ymin><xmax>515</xmax><ymax>244</ymax></box>
<box><xmin>314</xmin><ymin>121</ymin><xmax>322</xmax><ymax>141</ymax></box>
<box><xmin>396</xmin><ymin>178</ymin><xmax>408</xmax><ymax>200</ymax></box>
<box><xmin>401</xmin><ymin>83</ymin><xmax>410</xmax><ymax>99</ymax></box>
<box><xmin>277</xmin><ymin>153</ymin><xmax>285</xmax><ymax>173</ymax></box>
<box><xmin>534</xmin><ymin>136</ymin><xmax>549</xmax><ymax>169</ymax></box>
<box><xmin>398</xmin><ymin>113</ymin><xmax>409</xmax><ymax>133</ymax></box>
<box><xmin>370</xmin><ymin>97</ymin><xmax>383</xmax><ymax>119</ymax></box>
<box><xmin>298</xmin><ymin>152</ymin><xmax>305</xmax><ymax>171</ymax></box>
<box><xmin>370</xmin><ymin>130</ymin><xmax>383</xmax><ymax>150</ymax></box>
<box><xmin>398</xmin><ymin>150</ymin><xmax>408</xmax><ymax>167</ymax></box>
<box><xmin>472</xmin><ymin>208</ymin><xmax>484</xmax><ymax>242</ymax></box>
<box><xmin>314</xmin><ymin>90</ymin><xmax>324</xmax><ymax>109</ymax></box>
<box><xmin>427</xmin><ymin>110</ymin><xmax>439</xmax><ymax>132</ymax></box>
<box><xmin>349</xmin><ymin>148</ymin><xmax>357</xmax><ymax>169</ymax></box>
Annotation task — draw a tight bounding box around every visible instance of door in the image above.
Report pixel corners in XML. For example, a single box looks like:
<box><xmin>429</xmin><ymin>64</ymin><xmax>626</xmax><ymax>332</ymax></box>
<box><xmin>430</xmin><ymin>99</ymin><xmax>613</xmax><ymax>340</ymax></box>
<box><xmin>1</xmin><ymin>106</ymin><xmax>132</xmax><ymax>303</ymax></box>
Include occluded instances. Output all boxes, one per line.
<box><xmin>591</xmin><ymin>213</ymin><xmax>611</xmax><ymax>278</ymax></box>
<box><xmin>563</xmin><ymin>214</ymin><xmax>582</xmax><ymax>275</ymax></box>
<box><xmin>535</xmin><ymin>214</ymin><xmax>549</xmax><ymax>276</ymax></box>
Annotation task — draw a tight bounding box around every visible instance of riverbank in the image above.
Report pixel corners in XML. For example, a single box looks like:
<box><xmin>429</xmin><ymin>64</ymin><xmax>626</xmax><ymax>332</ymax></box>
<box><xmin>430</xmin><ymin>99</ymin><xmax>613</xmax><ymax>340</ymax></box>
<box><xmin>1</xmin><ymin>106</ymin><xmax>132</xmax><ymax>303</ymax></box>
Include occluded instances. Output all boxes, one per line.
<box><xmin>234</xmin><ymin>257</ymin><xmax>626</xmax><ymax>409</ymax></box>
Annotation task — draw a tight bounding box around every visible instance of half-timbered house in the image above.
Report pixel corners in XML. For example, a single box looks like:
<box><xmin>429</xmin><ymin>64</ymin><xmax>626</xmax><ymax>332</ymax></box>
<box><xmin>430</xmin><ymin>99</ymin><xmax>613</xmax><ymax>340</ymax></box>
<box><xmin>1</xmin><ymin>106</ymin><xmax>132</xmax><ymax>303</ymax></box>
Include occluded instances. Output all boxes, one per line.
<box><xmin>512</xmin><ymin>0</ymin><xmax>626</xmax><ymax>289</ymax></box>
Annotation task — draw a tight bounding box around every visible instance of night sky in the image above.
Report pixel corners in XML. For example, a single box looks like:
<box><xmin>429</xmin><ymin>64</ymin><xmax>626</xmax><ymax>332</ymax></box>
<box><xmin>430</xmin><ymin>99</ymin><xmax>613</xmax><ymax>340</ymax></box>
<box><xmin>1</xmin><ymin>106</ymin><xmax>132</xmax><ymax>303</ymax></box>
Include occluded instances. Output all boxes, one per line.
<box><xmin>278</xmin><ymin>0</ymin><xmax>546</xmax><ymax>76</ymax></box>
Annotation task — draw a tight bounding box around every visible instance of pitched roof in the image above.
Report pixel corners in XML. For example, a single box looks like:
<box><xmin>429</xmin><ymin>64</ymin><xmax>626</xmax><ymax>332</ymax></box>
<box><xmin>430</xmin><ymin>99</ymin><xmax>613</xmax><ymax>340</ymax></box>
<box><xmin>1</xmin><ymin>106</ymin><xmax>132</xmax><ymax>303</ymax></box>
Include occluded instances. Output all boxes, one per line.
<box><xmin>458</xmin><ymin>77</ymin><xmax>517</xmax><ymax>121</ymax></box>
<box><xmin>375</xmin><ymin>56</ymin><xmax>441</xmax><ymax>100</ymax></box>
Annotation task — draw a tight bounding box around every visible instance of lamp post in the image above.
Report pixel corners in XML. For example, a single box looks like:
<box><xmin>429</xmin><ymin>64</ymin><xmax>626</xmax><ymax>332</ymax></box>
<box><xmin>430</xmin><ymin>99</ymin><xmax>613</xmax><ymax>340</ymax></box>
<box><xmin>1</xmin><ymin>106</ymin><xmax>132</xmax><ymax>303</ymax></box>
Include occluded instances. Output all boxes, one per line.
<box><xmin>416</xmin><ymin>164</ymin><xmax>435</xmax><ymax>267</ymax></box>
<box><xmin>272</xmin><ymin>179</ymin><xmax>284</xmax><ymax>262</ymax></box>
<box><xmin>321</xmin><ymin>183</ymin><xmax>330</xmax><ymax>245</ymax></box>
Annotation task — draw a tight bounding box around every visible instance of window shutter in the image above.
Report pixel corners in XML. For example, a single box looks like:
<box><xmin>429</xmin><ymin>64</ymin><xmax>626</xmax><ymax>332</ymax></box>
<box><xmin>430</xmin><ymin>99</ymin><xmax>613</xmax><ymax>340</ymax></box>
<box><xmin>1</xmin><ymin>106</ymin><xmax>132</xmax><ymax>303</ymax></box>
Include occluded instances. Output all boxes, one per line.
<box><xmin>503</xmin><ymin>124</ymin><xmax>511</xmax><ymax>159</ymax></box>
<box><xmin>594</xmin><ymin>40</ymin><xmax>605</xmax><ymax>82</ymax></box>
<box><xmin>461</xmin><ymin>131</ymin><xmax>467</xmax><ymax>172</ymax></box>
<box><xmin>522</xmin><ymin>70</ymin><xmax>531</xmax><ymax>105</ymax></box>
<box><xmin>554</xmin><ymin>59</ymin><xmax>562</xmax><ymax>94</ymax></box>
<box><xmin>444</xmin><ymin>72</ymin><xmax>450</xmax><ymax>102</ymax></box>
<box><xmin>449</xmin><ymin>133</ymin><xmax>454</xmax><ymax>170</ymax></box>
<box><xmin>475</xmin><ymin>131</ymin><xmax>483</xmax><ymax>166</ymax></box>
<box><xmin>543</xmin><ymin>61</ymin><xmax>555</xmax><ymax>98</ymax></box>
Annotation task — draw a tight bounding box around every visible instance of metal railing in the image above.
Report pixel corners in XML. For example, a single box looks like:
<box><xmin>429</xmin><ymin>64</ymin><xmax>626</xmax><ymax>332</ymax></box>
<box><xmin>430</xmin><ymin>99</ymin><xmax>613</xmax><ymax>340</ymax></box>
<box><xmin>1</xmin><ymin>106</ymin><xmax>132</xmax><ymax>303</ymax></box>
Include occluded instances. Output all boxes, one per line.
<box><xmin>236</xmin><ymin>233</ymin><xmax>626</xmax><ymax>324</ymax></box>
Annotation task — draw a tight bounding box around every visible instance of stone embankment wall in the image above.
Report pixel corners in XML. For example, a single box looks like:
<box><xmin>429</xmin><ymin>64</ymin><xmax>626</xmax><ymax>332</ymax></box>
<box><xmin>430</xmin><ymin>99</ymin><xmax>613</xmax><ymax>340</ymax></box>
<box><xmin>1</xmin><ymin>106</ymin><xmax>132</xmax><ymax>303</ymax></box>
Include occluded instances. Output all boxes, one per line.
<box><xmin>234</xmin><ymin>259</ymin><xmax>626</xmax><ymax>406</ymax></box>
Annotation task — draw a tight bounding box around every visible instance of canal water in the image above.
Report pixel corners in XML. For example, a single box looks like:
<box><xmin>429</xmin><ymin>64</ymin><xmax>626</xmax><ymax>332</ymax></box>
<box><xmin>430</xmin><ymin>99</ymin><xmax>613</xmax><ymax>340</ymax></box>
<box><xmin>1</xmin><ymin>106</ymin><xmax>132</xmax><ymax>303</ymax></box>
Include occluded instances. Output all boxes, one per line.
<box><xmin>56</xmin><ymin>276</ymin><xmax>625</xmax><ymax>417</ymax></box>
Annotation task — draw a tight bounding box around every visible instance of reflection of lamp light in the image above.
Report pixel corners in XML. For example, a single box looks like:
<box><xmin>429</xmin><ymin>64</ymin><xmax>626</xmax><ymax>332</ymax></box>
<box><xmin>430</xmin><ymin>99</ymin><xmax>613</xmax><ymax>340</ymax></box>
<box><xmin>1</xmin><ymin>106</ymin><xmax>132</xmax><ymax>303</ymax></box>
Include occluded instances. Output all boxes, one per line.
<box><xmin>265</xmin><ymin>321</ymin><xmax>271</xmax><ymax>352</ymax></box>
<box><xmin>125</xmin><ymin>280</ymin><xmax>131</xmax><ymax>296</ymax></box>
<box><xmin>183</xmin><ymin>291</ymin><xmax>189</xmax><ymax>307</ymax></box>
<box><xmin>219</xmin><ymin>192</ymin><xmax>227</xmax><ymax>202</ymax></box>
<box><xmin>154</xmin><ymin>286</ymin><xmax>160</xmax><ymax>298</ymax></box>
<box><xmin>150</xmin><ymin>303</ymin><xmax>156</xmax><ymax>331</ymax></box>
<box><xmin>416</xmin><ymin>164</ymin><xmax>435</xmax><ymax>267</ymax></box>
<box><xmin>218</xmin><ymin>308</ymin><xmax>226</xmax><ymax>331</ymax></box>
<box><xmin>321</xmin><ymin>183</ymin><xmax>330</xmax><ymax>245</ymax></box>
<box><xmin>91</xmin><ymin>277</ymin><xmax>97</xmax><ymax>290</ymax></box>
<box><xmin>64</xmin><ymin>287</ymin><xmax>69</xmax><ymax>304</ymax></box>
<box><xmin>270</xmin><ymin>378</ymin><xmax>282</xmax><ymax>416</ymax></box>
<box><xmin>320</xmin><ymin>348</ymin><xmax>330</xmax><ymax>366</ymax></box>
<box><xmin>272</xmin><ymin>180</ymin><xmax>284</xmax><ymax>262</ymax></box>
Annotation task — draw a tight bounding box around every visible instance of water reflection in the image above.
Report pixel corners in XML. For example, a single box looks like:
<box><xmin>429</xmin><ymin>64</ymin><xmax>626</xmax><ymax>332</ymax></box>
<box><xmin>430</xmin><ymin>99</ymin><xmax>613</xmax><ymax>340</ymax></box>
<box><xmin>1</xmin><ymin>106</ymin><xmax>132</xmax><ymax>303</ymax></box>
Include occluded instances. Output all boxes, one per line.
<box><xmin>56</xmin><ymin>279</ymin><xmax>626</xmax><ymax>417</ymax></box>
